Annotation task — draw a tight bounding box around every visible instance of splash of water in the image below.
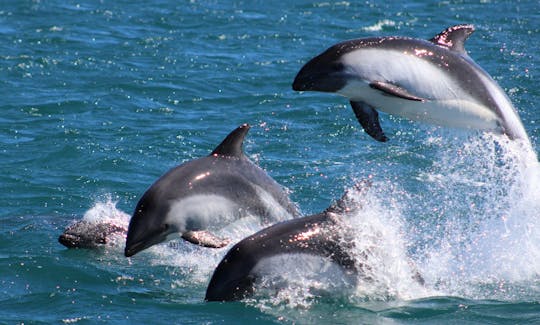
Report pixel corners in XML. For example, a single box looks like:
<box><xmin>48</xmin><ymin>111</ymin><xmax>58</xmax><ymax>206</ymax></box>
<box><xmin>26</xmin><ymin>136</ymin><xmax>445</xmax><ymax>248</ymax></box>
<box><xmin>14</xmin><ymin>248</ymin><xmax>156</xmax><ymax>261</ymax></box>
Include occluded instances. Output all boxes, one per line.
<box><xmin>248</xmin><ymin>134</ymin><xmax>539</xmax><ymax>309</ymax></box>
<box><xmin>346</xmin><ymin>185</ymin><xmax>430</xmax><ymax>302</ymax></box>
<box><xmin>246</xmin><ymin>183</ymin><xmax>431</xmax><ymax>310</ymax></box>
<box><xmin>80</xmin><ymin>134</ymin><xmax>539</xmax><ymax>305</ymax></box>
<box><xmin>81</xmin><ymin>196</ymin><xmax>130</xmax><ymax>227</ymax></box>
<box><xmin>415</xmin><ymin>134</ymin><xmax>540</xmax><ymax>300</ymax></box>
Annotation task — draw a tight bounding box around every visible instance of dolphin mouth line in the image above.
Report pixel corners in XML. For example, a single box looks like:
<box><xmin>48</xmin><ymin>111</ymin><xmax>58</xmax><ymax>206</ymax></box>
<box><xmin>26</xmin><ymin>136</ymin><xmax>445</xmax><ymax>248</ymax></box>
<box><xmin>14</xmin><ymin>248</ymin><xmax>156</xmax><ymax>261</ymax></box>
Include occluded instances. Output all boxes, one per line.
<box><xmin>124</xmin><ymin>224</ymin><xmax>173</xmax><ymax>257</ymax></box>
<box><xmin>124</xmin><ymin>241</ymin><xmax>145</xmax><ymax>257</ymax></box>
<box><xmin>124</xmin><ymin>236</ymin><xmax>157</xmax><ymax>257</ymax></box>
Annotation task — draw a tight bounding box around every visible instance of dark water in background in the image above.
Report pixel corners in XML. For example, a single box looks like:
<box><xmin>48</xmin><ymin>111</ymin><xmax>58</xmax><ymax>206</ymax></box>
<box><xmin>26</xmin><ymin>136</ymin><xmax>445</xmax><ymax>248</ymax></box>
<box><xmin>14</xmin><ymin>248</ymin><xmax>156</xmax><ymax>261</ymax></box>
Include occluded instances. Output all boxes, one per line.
<box><xmin>1</xmin><ymin>1</ymin><xmax>540</xmax><ymax>323</ymax></box>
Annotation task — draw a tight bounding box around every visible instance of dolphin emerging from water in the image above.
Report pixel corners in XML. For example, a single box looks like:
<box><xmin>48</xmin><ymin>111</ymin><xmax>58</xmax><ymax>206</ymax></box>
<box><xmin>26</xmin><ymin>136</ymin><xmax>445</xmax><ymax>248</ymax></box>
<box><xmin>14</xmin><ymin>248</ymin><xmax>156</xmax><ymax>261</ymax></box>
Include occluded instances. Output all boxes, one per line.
<box><xmin>124</xmin><ymin>124</ymin><xmax>300</xmax><ymax>257</ymax></box>
<box><xmin>292</xmin><ymin>24</ymin><xmax>529</xmax><ymax>143</ymax></box>
<box><xmin>205</xmin><ymin>181</ymin><xmax>424</xmax><ymax>302</ymax></box>
<box><xmin>205</xmin><ymin>185</ymin><xmax>360</xmax><ymax>301</ymax></box>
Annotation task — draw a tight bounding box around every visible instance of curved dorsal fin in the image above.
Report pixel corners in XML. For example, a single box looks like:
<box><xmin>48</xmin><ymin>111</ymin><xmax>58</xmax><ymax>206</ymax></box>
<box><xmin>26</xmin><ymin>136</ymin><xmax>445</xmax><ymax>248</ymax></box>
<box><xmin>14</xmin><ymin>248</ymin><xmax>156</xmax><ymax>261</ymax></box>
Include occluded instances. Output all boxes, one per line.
<box><xmin>429</xmin><ymin>24</ymin><xmax>475</xmax><ymax>54</ymax></box>
<box><xmin>210</xmin><ymin>123</ymin><xmax>250</xmax><ymax>157</ymax></box>
<box><xmin>325</xmin><ymin>180</ymin><xmax>372</xmax><ymax>214</ymax></box>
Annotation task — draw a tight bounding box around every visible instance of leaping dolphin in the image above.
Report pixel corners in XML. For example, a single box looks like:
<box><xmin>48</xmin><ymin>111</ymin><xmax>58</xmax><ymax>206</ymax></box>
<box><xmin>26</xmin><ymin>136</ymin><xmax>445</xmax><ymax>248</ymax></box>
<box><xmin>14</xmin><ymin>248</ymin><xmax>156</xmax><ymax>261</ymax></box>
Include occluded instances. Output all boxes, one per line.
<box><xmin>205</xmin><ymin>182</ymin><xmax>424</xmax><ymax>302</ymax></box>
<box><xmin>124</xmin><ymin>124</ymin><xmax>300</xmax><ymax>257</ymax></box>
<box><xmin>292</xmin><ymin>24</ymin><xmax>529</xmax><ymax>143</ymax></box>
<box><xmin>205</xmin><ymin>186</ymin><xmax>359</xmax><ymax>301</ymax></box>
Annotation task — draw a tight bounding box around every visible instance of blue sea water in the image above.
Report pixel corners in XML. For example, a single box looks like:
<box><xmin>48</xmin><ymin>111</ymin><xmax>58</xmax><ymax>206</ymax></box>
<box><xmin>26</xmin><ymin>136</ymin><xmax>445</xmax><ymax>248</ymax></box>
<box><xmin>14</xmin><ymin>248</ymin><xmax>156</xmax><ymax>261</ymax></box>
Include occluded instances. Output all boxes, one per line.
<box><xmin>2</xmin><ymin>0</ymin><xmax>540</xmax><ymax>323</ymax></box>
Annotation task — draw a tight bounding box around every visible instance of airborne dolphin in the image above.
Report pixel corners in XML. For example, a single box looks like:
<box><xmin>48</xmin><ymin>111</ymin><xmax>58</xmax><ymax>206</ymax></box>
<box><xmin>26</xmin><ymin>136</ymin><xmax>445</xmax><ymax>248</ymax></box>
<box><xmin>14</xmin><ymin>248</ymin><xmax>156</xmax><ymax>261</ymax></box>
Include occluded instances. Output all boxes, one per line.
<box><xmin>124</xmin><ymin>124</ymin><xmax>300</xmax><ymax>257</ymax></box>
<box><xmin>292</xmin><ymin>24</ymin><xmax>529</xmax><ymax>143</ymax></box>
<box><xmin>205</xmin><ymin>182</ymin><xmax>424</xmax><ymax>302</ymax></box>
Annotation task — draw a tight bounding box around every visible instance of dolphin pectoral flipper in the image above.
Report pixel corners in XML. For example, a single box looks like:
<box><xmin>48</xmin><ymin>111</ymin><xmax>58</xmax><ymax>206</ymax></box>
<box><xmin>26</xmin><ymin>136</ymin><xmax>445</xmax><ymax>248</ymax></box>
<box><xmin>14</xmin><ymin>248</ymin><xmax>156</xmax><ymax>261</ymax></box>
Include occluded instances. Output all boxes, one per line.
<box><xmin>181</xmin><ymin>230</ymin><xmax>231</xmax><ymax>248</ymax></box>
<box><xmin>369</xmin><ymin>81</ymin><xmax>426</xmax><ymax>102</ymax></box>
<box><xmin>350</xmin><ymin>101</ymin><xmax>388</xmax><ymax>142</ymax></box>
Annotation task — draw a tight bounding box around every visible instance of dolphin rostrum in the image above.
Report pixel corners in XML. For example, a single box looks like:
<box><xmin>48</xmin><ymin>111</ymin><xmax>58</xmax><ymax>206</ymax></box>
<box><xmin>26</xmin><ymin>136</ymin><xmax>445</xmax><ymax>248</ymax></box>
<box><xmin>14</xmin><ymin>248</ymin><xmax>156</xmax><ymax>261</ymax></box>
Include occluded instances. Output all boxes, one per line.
<box><xmin>292</xmin><ymin>24</ymin><xmax>529</xmax><ymax>143</ymax></box>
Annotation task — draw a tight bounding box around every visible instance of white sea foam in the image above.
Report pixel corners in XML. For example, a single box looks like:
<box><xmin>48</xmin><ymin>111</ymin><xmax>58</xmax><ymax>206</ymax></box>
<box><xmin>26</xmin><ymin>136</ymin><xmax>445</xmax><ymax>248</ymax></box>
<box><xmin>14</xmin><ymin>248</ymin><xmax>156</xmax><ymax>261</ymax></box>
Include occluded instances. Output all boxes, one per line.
<box><xmin>81</xmin><ymin>196</ymin><xmax>130</xmax><ymax>227</ymax></box>
<box><xmin>362</xmin><ymin>20</ymin><xmax>396</xmax><ymax>32</ymax></box>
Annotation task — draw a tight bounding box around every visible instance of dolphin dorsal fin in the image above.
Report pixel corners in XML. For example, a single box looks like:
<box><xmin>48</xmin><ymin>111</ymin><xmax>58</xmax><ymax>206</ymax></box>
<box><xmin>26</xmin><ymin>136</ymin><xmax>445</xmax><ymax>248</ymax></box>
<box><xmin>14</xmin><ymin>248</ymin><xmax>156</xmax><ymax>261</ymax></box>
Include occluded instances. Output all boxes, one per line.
<box><xmin>210</xmin><ymin>124</ymin><xmax>250</xmax><ymax>157</ymax></box>
<box><xmin>429</xmin><ymin>24</ymin><xmax>475</xmax><ymax>54</ymax></box>
<box><xmin>325</xmin><ymin>180</ymin><xmax>372</xmax><ymax>214</ymax></box>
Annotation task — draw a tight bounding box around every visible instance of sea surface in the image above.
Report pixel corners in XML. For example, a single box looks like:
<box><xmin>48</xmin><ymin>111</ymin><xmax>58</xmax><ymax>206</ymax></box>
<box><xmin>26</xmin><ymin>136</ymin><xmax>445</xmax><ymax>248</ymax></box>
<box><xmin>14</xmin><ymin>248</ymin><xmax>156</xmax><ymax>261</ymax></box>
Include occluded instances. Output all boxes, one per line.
<box><xmin>2</xmin><ymin>1</ymin><xmax>540</xmax><ymax>324</ymax></box>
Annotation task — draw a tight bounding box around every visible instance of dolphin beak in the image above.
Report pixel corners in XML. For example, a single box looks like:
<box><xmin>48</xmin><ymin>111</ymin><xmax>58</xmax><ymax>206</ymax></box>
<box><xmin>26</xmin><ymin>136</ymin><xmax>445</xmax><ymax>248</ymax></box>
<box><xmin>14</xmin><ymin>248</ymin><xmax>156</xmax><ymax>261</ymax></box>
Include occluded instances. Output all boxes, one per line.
<box><xmin>124</xmin><ymin>224</ymin><xmax>171</xmax><ymax>257</ymax></box>
<box><xmin>292</xmin><ymin>68</ymin><xmax>312</xmax><ymax>91</ymax></box>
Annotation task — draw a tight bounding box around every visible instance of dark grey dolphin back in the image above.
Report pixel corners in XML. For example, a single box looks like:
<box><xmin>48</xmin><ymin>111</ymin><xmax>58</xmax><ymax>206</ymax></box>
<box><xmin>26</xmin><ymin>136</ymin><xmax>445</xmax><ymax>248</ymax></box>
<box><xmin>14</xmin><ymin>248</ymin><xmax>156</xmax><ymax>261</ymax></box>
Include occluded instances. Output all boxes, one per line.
<box><xmin>211</xmin><ymin>123</ymin><xmax>298</xmax><ymax>218</ymax></box>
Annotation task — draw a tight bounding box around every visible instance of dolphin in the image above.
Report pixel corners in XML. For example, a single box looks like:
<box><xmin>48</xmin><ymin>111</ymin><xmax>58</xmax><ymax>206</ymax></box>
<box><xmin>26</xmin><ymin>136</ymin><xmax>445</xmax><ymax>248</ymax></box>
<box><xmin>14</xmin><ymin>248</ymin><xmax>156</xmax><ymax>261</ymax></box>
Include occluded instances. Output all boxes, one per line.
<box><xmin>124</xmin><ymin>124</ymin><xmax>300</xmax><ymax>257</ymax></box>
<box><xmin>292</xmin><ymin>24</ymin><xmax>529</xmax><ymax>143</ymax></box>
<box><xmin>205</xmin><ymin>182</ymin><xmax>424</xmax><ymax>302</ymax></box>
<box><xmin>59</xmin><ymin>220</ymin><xmax>127</xmax><ymax>249</ymax></box>
<box><xmin>204</xmin><ymin>185</ymin><xmax>359</xmax><ymax>301</ymax></box>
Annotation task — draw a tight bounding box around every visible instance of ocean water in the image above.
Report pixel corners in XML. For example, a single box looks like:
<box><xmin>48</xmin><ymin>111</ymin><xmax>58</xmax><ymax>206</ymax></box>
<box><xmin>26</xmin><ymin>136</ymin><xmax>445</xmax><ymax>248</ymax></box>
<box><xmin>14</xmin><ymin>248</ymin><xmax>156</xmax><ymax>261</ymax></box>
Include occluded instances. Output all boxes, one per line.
<box><xmin>1</xmin><ymin>0</ymin><xmax>540</xmax><ymax>324</ymax></box>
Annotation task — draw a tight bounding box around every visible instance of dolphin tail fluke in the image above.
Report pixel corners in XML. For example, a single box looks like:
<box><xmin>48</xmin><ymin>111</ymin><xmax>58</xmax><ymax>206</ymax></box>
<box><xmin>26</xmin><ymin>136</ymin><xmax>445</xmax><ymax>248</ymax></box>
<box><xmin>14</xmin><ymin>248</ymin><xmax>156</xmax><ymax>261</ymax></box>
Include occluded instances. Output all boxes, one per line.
<box><xmin>181</xmin><ymin>230</ymin><xmax>231</xmax><ymax>248</ymax></box>
<box><xmin>350</xmin><ymin>101</ymin><xmax>388</xmax><ymax>142</ymax></box>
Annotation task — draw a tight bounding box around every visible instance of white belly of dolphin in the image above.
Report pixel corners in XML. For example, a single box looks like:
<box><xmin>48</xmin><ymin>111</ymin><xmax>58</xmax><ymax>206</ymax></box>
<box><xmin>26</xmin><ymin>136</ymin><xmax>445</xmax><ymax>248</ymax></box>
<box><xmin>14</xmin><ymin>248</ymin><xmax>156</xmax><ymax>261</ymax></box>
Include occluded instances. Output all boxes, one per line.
<box><xmin>252</xmin><ymin>254</ymin><xmax>354</xmax><ymax>289</ymax></box>
<box><xmin>343</xmin><ymin>80</ymin><xmax>500</xmax><ymax>131</ymax></box>
<box><xmin>338</xmin><ymin>49</ymin><xmax>501</xmax><ymax>131</ymax></box>
<box><xmin>166</xmin><ymin>194</ymin><xmax>240</xmax><ymax>232</ymax></box>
